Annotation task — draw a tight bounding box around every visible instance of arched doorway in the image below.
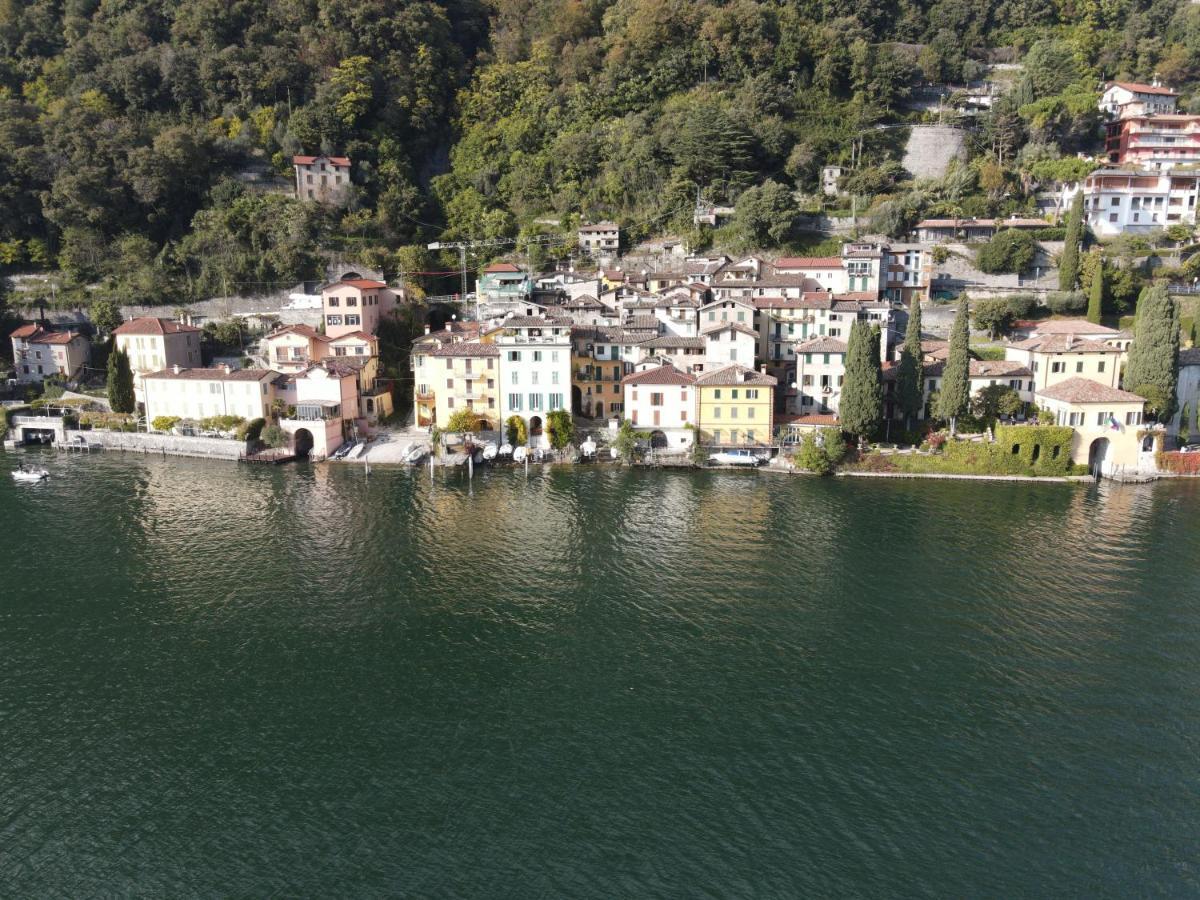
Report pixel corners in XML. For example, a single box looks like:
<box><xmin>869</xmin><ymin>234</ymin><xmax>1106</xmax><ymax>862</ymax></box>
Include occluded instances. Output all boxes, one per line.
<box><xmin>293</xmin><ymin>428</ymin><xmax>314</xmax><ymax>459</ymax></box>
<box><xmin>1088</xmin><ymin>437</ymin><xmax>1109</xmax><ymax>475</ymax></box>
<box><xmin>571</xmin><ymin>385</ymin><xmax>582</xmax><ymax>415</ymax></box>
<box><xmin>595</xmin><ymin>401</ymin><xmax>604</xmax><ymax>419</ymax></box>
<box><xmin>528</xmin><ymin>415</ymin><xmax>543</xmax><ymax>437</ymax></box>
<box><xmin>650</xmin><ymin>429</ymin><xmax>668</xmax><ymax>449</ymax></box>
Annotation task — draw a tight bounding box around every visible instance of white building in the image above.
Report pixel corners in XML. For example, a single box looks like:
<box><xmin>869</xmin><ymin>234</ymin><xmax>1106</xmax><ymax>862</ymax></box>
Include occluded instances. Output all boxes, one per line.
<box><xmin>143</xmin><ymin>366</ymin><xmax>277</xmax><ymax>424</ymax></box>
<box><xmin>622</xmin><ymin>365</ymin><xmax>697</xmax><ymax>448</ymax></box>
<box><xmin>702</xmin><ymin>322</ymin><xmax>758</xmax><ymax>369</ymax></box>
<box><xmin>578</xmin><ymin>222</ymin><xmax>620</xmax><ymax>255</ymax></box>
<box><xmin>1099</xmin><ymin>81</ymin><xmax>1178</xmax><ymax>118</ymax></box>
<box><xmin>293</xmin><ymin>155</ymin><xmax>351</xmax><ymax>204</ymax></box>
<box><xmin>822</xmin><ymin>165</ymin><xmax>843</xmax><ymax>196</ymax></box>
<box><xmin>791</xmin><ymin>337</ymin><xmax>847</xmax><ymax>415</ymax></box>
<box><xmin>1065</xmin><ymin>169</ymin><xmax>1200</xmax><ymax>237</ymax></box>
<box><xmin>9</xmin><ymin>324</ymin><xmax>91</xmax><ymax>384</ymax></box>
<box><xmin>496</xmin><ymin>316</ymin><xmax>573</xmax><ymax>448</ymax></box>
<box><xmin>113</xmin><ymin>317</ymin><xmax>203</xmax><ymax>402</ymax></box>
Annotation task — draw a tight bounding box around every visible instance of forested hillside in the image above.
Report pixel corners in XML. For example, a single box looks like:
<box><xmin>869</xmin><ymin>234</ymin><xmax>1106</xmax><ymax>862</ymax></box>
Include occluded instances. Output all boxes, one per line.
<box><xmin>1</xmin><ymin>0</ymin><xmax>1199</xmax><ymax>307</ymax></box>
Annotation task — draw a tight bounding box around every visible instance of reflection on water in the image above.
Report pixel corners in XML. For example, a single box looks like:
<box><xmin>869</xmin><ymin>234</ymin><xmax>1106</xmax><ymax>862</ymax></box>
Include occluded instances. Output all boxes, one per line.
<box><xmin>2</xmin><ymin>455</ymin><xmax>1200</xmax><ymax>896</ymax></box>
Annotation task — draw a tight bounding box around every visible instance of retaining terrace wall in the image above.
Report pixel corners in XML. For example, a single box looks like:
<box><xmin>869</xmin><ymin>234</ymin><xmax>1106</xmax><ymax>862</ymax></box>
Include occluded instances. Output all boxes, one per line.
<box><xmin>83</xmin><ymin>430</ymin><xmax>249</xmax><ymax>460</ymax></box>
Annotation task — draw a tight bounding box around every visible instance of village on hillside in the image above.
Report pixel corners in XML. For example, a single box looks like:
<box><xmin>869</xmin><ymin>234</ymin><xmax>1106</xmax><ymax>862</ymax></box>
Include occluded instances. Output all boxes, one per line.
<box><xmin>5</xmin><ymin>80</ymin><xmax>1200</xmax><ymax>481</ymax></box>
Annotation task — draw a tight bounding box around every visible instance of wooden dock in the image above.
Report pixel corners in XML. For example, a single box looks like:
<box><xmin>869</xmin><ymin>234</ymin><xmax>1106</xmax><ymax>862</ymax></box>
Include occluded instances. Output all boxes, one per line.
<box><xmin>239</xmin><ymin>449</ymin><xmax>297</xmax><ymax>465</ymax></box>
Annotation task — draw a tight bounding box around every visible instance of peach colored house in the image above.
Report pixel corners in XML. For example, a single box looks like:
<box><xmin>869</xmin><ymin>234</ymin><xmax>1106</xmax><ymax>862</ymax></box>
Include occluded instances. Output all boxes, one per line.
<box><xmin>10</xmin><ymin>324</ymin><xmax>91</xmax><ymax>383</ymax></box>
<box><xmin>113</xmin><ymin>318</ymin><xmax>203</xmax><ymax>403</ymax></box>
<box><xmin>321</xmin><ymin>279</ymin><xmax>396</xmax><ymax>339</ymax></box>
<box><xmin>262</xmin><ymin>324</ymin><xmax>331</xmax><ymax>372</ymax></box>
<box><xmin>275</xmin><ymin>361</ymin><xmax>362</xmax><ymax>459</ymax></box>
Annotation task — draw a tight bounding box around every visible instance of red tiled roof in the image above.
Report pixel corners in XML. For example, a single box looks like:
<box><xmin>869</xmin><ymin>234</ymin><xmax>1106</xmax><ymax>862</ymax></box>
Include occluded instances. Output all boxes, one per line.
<box><xmin>9</xmin><ymin>324</ymin><xmax>40</xmax><ymax>338</ymax></box>
<box><xmin>1024</xmin><ymin>318</ymin><xmax>1120</xmax><ymax>336</ymax></box>
<box><xmin>329</xmin><ymin>331</ymin><xmax>376</xmax><ymax>343</ymax></box>
<box><xmin>702</xmin><ymin>322</ymin><xmax>758</xmax><ymax>339</ymax></box>
<box><xmin>483</xmin><ymin>263</ymin><xmax>522</xmax><ymax>274</ymax></box>
<box><xmin>622</xmin><ymin>366</ymin><xmax>696</xmax><ymax>386</ymax></box>
<box><xmin>145</xmin><ymin>367</ymin><xmax>274</xmax><ymax>381</ymax></box>
<box><xmin>113</xmin><ymin>317</ymin><xmax>201</xmax><ymax>336</ymax></box>
<box><xmin>334</xmin><ymin>279</ymin><xmax>387</xmax><ymax>290</ymax></box>
<box><xmin>774</xmin><ymin>256</ymin><xmax>841</xmax><ymax>269</ymax></box>
<box><xmin>9</xmin><ymin>323</ymin><xmax>82</xmax><ymax>344</ymax></box>
<box><xmin>267</xmin><ymin>324</ymin><xmax>330</xmax><ymax>342</ymax></box>
<box><xmin>795</xmin><ymin>337</ymin><xmax>848</xmax><ymax>354</ymax></box>
<box><xmin>1008</xmin><ymin>335</ymin><xmax>1123</xmax><ymax>353</ymax></box>
<box><xmin>694</xmin><ymin>363</ymin><xmax>777</xmax><ymax>387</ymax></box>
<box><xmin>782</xmin><ymin>414</ymin><xmax>840</xmax><ymax>427</ymax></box>
<box><xmin>430</xmin><ymin>342</ymin><xmax>499</xmax><ymax>358</ymax></box>
<box><xmin>1110</xmin><ymin>81</ymin><xmax>1177</xmax><ymax>97</ymax></box>
<box><xmin>1038</xmin><ymin>377</ymin><xmax>1145</xmax><ymax>404</ymax></box>
<box><xmin>293</xmin><ymin>155</ymin><xmax>351</xmax><ymax>166</ymax></box>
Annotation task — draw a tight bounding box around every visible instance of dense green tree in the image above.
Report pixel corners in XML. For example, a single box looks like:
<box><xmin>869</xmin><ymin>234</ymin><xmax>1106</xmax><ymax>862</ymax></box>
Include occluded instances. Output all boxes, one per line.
<box><xmin>546</xmin><ymin>409</ymin><xmax>574</xmax><ymax>450</ymax></box>
<box><xmin>90</xmin><ymin>299</ymin><xmax>123</xmax><ymax>335</ymax></box>
<box><xmin>1087</xmin><ymin>262</ymin><xmax>1105</xmax><ymax>324</ymax></box>
<box><xmin>839</xmin><ymin>320</ymin><xmax>882</xmax><ymax>440</ymax></box>
<box><xmin>1124</xmin><ymin>284</ymin><xmax>1181</xmax><ymax>421</ymax></box>
<box><xmin>107</xmin><ymin>346</ymin><xmax>135</xmax><ymax>413</ymax></box>
<box><xmin>975</xmin><ymin>229</ymin><xmax>1036</xmax><ymax>275</ymax></box>
<box><xmin>936</xmin><ymin>296</ymin><xmax>971</xmax><ymax>435</ymax></box>
<box><xmin>729</xmin><ymin>180</ymin><xmax>797</xmax><ymax>250</ymax></box>
<box><xmin>1059</xmin><ymin>191</ymin><xmax>1083</xmax><ymax>291</ymax></box>
<box><xmin>895</xmin><ymin>300</ymin><xmax>924</xmax><ymax>428</ymax></box>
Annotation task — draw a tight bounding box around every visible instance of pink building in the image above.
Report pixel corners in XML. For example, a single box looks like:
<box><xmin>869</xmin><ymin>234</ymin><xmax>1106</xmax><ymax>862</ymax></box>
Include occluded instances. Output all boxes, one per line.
<box><xmin>320</xmin><ymin>279</ymin><xmax>396</xmax><ymax>339</ymax></box>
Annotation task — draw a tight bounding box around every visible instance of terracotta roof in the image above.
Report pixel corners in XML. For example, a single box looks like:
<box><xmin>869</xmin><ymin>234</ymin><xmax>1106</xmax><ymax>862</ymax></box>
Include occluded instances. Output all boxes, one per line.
<box><xmin>293</xmin><ymin>155</ymin><xmax>351</xmax><ymax>166</ymax></box>
<box><xmin>329</xmin><ymin>331</ymin><xmax>376</xmax><ymax>343</ymax></box>
<box><xmin>145</xmin><ymin>366</ymin><xmax>275</xmax><ymax>381</ymax></box>
<box><xmin>113</xmin><ymin>317</ymin><xmax>201</xmax><ymax>336</ymax></box>
<box><xmin>1109</xmin><ymin>81</ymin><xmax>1178</xmax><ymax>97</ymax></box>
<box><xmin>267</xmin><ymin>324</ymin><xmax>330</xmax><ymax>343</ymax></box>
<box><xmin>795</xmin><ymin>337</ymin><xmax>848</xmax><ymax>354</ymax></box>
<box><xmin>323</xmin><ymin>279</ymin><xmax>387</xmax><ymax>291</ymax></box>
<box><xmin>1038</xmin><ymin>377</ymin><xmax>1145</xmax><ymax>404</ymax></box>
<box><xmin>694</xmin><ymin>363</ymin><xmax>777</xmax><ymax>387</ymax></box>
<box><xmin>625</xmin><ymin>315</ymin><xmax>660</xmax><ymax>331</ymax></box>
<box><xmin>9</xmin><ymin>323</ymin><xmax>40</xmax><ymax>338</ymax></box>
<box><xmin>641</xmin><ymin>335</ymin><xmax>705</xmax><ymax>349</ymax></box>
<box><xmin>1025</xmin><ymin>318</ymin><xmax>1121</xmax><ymax>336</ymax></box>
<box><xmin>773</xmin><ymin>256</ymin><xmax>841</xmax><ymax>269</ymax></box>
<box><xmin>9</xmin><ymin>324</ymin><xmax>83</xmax><ymax>344</ymax></box>
<box><xmin>483</xmin><ymin>263</ymin><xmax>522</xmax><ymax>274</ymax></box>
<box><xmin>754</xmin><ymin>296</ymin><xmax>807</xmax><ymax>309</ymax></box>
<box><xmin>502</xmin><ymin>315</ymin><xmax>571</xmax><ymax>328</ymax></box>
<box><xmin>835</xmin><ymin>292</ymin><xmax>887</xmax><ymax>304</ymax></box>
<box><xmin>702</xmin><ymin>322</ymin><xmax>758</xmax><ymax>339</ymax></box>
<box><xmin>1008</xmin><ymin>335</ymin><xmax>1123</xmax><ymax>353</ymax></box>
<box><xmin>970</xmin><ymin>360</ymin><xmax>1031</xmax><ymax>378</ymax></box>
<box><xmin>782</xmin><ymin>414</ymin><xmax>840</xmax><ymax>426</ymax></box>
<box><xmin>430</xmin><ymin>342</ymin><xmax>499</xmax><ymax>358</ymax></box>
<box><xmin>622</xmin><ymin>366</ymin><xmax>696</xmax><ymax>386</ymax></box>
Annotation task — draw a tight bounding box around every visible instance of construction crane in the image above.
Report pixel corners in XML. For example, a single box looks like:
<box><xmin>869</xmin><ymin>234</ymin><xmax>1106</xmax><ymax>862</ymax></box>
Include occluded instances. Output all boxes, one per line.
<box><xmin>426</xmin><ymin>235</ymin><xmax>569</xmax><ymax>319</ymax></box>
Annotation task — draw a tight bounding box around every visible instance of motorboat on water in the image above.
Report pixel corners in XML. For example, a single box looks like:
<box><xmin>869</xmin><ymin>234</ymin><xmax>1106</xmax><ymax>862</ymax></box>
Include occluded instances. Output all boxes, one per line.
<box><xmin>11</xmin><ymin>466</ymin><xmax>49</xmax><ymax>483</ymax></box>
<box><xmin>346</xmin><ymin>442</ymin><xmax>366</xmax><ymax>459</ymax></box>
<box><xmin>513</xmin><ymin>446</ymin><xmax>527</xmax><ymax>463</ymax></box>
<box><xmin>331</xmin><ymin>441</ymin><xmax>354</xmax><ymax>459</ymax></box>
<box><xmin>481</xmin><ymin>443</ymin><xmax>498</xmax><ymax>461</ymax></box>
<box><xmin>708</xmin><ymin>449</ymin><xmax>765</xmax><ymax>467</ymax></box>
<box><xmin>404</xmin><ymin>445</ymin><xmax>426</xmax><ymax>464</ymax></box>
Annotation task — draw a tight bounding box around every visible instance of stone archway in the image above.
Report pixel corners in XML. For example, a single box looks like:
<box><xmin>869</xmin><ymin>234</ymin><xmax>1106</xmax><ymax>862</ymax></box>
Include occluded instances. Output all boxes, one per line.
<box><xmin>293</xmin><ymin>428</ymin><xmax>314</xmax><ymax>459</ymax></box>
<box><xmin>649</xmin><ymin>429</ymin><xmax>668</xmax><ymax>449</ymax></box>
<box><xmin>1088</xmin><ymin>437</ymin><xmax>1110</xmax><ymax>476</ymax></box>
<box><xmin>528</xmin><ymin>415</ymin><xmax>543</xmax><ymax>437</ymax></box>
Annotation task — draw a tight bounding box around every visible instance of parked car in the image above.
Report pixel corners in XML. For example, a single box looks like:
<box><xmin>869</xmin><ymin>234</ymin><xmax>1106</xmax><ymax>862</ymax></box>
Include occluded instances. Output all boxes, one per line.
<box><xmin>708</xmin><ymin>448</ymin><xmax>765</xmax><ymax>467</ymax></box>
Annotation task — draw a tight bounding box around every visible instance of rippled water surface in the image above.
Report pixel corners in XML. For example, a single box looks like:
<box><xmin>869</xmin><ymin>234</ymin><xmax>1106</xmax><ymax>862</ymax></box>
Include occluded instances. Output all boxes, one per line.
<box><xmin>2</xmin><ymin>453</ymin><xmax>1199</xmax><ymax>896</ymax></box>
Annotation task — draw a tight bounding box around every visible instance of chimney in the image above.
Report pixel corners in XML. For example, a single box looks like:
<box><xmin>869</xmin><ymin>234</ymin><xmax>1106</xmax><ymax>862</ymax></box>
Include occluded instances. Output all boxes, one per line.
<box><xmin>222</xmin><ymin>363</ymin><xmax>232</xmax><ymax>374</ymax></box>
<box><xmin>424</xmin><ymin>324</ymin><xmax>430</xmax><ymax>335</ymax></box>
<box><xmin>445</xmin><ymin>322</ymin><xmax>452</xmax><ymax>332</ymax></box>
<box><xmin>172</xmin><ymin>364</ymin><xmax>181</xmax><ymax>375</ymax></box>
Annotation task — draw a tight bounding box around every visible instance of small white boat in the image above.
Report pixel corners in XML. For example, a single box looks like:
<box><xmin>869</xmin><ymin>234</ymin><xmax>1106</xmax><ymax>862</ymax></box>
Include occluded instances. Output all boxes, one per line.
<box><xmin>404</xmin><ymin>445</ymin><xmax>426</xmax><ymax>464</ymax></box>
<box><xmin>513</xmin><ymin>446</ymin><xmax>527</xmax><ymax>463</ymax></box>
<box><xmin>580</xmin><ymin>438</ymin><xmax>597</xmax><ymax>457</ymax></box>
<box><xmin>498</xmin><ymin>443</ymin><xmax>513</xmax><ymax>457</ymax></box>
<box><xmin>481</xmin><ymin>443</ymin><xmax>498</xmax><ymax>461</ymax></box>
<box><xmin>708</xmin><ymin>449</ymin><xmax>764</xmax><ymax>467</ymax></box>
<box><xmin>347</xmin><ymin>442</ymin><xmax>366</xmax><ymax>459</ymax></box>
<box><xmin>11</xmin><ymin>467</ymin><xmax>49</xmax><ymax>483</ymax></box>
<box><xmin>609</xmin><ymin>446</ymin><xmax>620</xmax><ymax>459</ymax></box>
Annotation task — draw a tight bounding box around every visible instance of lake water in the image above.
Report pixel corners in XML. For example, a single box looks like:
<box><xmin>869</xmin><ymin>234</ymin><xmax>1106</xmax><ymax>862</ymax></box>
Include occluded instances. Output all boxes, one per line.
<box><xmin>2</xmin><ymin>453</ymin><xmax>1199</xmax><ymax>896</ymax></box>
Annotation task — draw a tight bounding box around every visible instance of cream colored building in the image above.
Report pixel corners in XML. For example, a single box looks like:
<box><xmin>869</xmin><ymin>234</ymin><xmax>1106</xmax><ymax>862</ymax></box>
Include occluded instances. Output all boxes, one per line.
<box><xmin>428</xmin><ymin>342</ymin><xmax>500</xmax><ymax>431</ymax></box>
<box><xmin>1036</xmin><ymin>377</ymin><xmax>1158</xmax><ymax>476</ymax></box>
<box><xmin>113</xmin><ymin>317</ymin><xmax>202</xmax><ymax>402</ymax></box>
<box><xmin>623</xmin><ymin>365</ymin><xmax>697</xmax><ymax>448</ymax></box>
<box><xmin>1005</xmin><ymin>334</ymin><xmax>1125</xmax><ymax>393</ymax></box>
<box><xmin>9</xmin><ymin>324</ymin><xmax>91</xmax><ymax>384</ymax></box>
<box><xmin>143</xmin><ymin>366</ymin><xmax>277</xmax><ymax>424</ymax></box>
<box><xmin>262</xmin><ymin>324</ymin><xmax>331</xmax><ymax>372</ymax></box>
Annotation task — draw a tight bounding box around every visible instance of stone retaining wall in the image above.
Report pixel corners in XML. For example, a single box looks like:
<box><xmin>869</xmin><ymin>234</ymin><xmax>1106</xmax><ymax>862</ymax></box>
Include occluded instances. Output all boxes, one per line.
<box><xmin>83</xmin><ymin>430</ymin><xmax>249</xmax><ymax>460</ymax></box>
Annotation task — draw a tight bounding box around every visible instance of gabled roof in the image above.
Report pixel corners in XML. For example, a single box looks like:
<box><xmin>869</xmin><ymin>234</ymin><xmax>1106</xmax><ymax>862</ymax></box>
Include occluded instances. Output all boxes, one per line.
<box><xmin>10</xmin><ymin>323</ymin><xmax>83</xmax><ymax>344</ymax></box>
<box><xmin>970</xmin><ymin>360</ymin><xmax>1032</xmax><ymax>378</ymax></box>
<box><xmin>483</xmin><ymin>262</ymin><xmax>523</xmax><ymax>274</ymax></box>
<box><xmin>694</xmin><ymin>363</ymin><xmax>777</xmax><ymax>386</ymax></box>
<box><xmin>773</xmin><ymin>256</ymin><xmax>841</xmax><ymax>270</ymax></box>
<box><xmin>323</xmin><ymin>279</ymin><xmax>387</xmax><ymax>291</ymax></box>
<box><xmin>145</xmin><ymin>366</ymin><xmax>275</xmax><ymax>382</ymax></box>
<box><xmin>1008</xmin><ymin>335</ymin><xmax>1123</xmax><ymax>354</ymax></box>
<box><xmin>329</xmin><ymin>331</ymin><xmax>377</xmax><ymax>343</ymax></box>
<box><xmin>640</xmin><ymin>335</ymin><xmax>705</xmax><ymax>350</ymax></box>
<box><xmin>293</xmin><ymin>155</ymin><xmax>351</xmax><ymax>166</ymax></box>
<box><xmin>266</xmin><ymin>323</ymin><xmax>331</xmax><ymax>343</ymax></box>
<box><xmin>430</xmin><ymin>342</ymin><xmax>499</xmax><ymax>358</ymax></box>
<box><xmin>1038</xmin><ymin>377</ymin><xmax>1145</xmax><ymax>404</ymax></box>
<box><xmin>1108</xmin><ymin>81</ymin><xmax>1177</xmax><ymax>97</ymax></box>
<box><xmin>113</xmin><ymin>317</ymin><xmax>201</xmax><ymax>336</ymax></box>
<box><xmin>795</xmin><ymin>337</ymin><xmax>848</xmax><ymax>354</ymax></box>
<box><xmin>1024</xmin><ymin>318</ymin><xmax>1121</xmax><ymax>336</ymax></box>
<box><xmin>622</xmin><ymin>366</ymin><xmax>696</xmax><ymax>386</ymax></box>
<box><xmin>702</xmin><ymin>322</ymin><xmax>758</xmax><ymax>339</ymax></box>
<box><xmin>502</xmin><ymin>315</ymin><xmax>572</xmax><ymax>328</ymax></box>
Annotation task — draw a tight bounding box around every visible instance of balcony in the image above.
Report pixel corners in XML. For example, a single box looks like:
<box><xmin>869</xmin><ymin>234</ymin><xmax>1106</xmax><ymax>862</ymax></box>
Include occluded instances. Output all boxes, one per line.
<box><xmin>284</xmin><ymin>401</ymin><xmax>342</xmax><ymax>422</ymax></box>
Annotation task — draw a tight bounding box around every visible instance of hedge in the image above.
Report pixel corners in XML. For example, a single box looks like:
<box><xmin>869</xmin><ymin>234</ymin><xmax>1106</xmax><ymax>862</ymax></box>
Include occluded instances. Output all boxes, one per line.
<box><xmin>994</xmin><ymin>424</ymin><xmax>1076</xmax><ymax>475</ymax></box>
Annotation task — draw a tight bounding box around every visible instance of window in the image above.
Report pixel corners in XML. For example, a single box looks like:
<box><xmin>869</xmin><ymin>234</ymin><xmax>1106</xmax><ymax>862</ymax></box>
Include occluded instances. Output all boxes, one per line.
<box><xmin>712</xmin><ymin>430</ymin><xmax>722</xmax><ymax>443</ymax></box>
<box><xmin>746</xmin><ymin>389</ymin><xmax>758</xmax><ymax>399</ymax></box>
<box><xmin>326</xmin><ymin>315</ymin><xmax>342</xmax><ymax>326</ymax></box>
<box><xmin>446</xmin><ymin>378</ymin><xmax>453</xmax><ymax>389</ymax></box>
<box><xmin>746</xmin><ymin>430</ymin><xmax>755</xmax><ymax>443</ymax></box>
<box><xmin>533</xmin><ymin>351</ymin><xmax>542</xmax><ymax>362</ymax></box>
<box><xmin>1109</xmin><ymin>213</ymin><xmax>1118</xmax><ymax>223</ymax></box>
<box><xmin>509</xmin><ymin>393</ymin><xmax>521</xmax><ymax>411</ymax></box>
<box><xmin>447</xmin><ymin>397</ymin><xmax>455</xmax><ymax>408</ymax></box>
<box><xmin>713</xmin><ymin>407</ymin><xmax>722</xmax><ymax>419</ymax></box>
<box><xmin>531</xmin><ymin>371</ymin><xmax>539</xmax><ymax>385</ymax></box>
<box><xmin>713</xmin><ymin>389</ymin><xmax>722</xmax><ymax>399</ymax></box>
<box><xmin>1068</xmin><ymin>412</ymin><xmax>1084</xmax><ymax>426</ymax></box>
<box><xmin>1051</xmin><ymin>362</ymin><xmax>1064</xmax><ymax>373</ymax></box>
<box><xmin>1096</xmin><ymin>412</ymin><xmax>1109</xmax><ymax>426</ymax></box>
<box><xmin>1098</xmin><ymin>361</ymin><xmax>1106</xmax><ymax>372</ymax></box>
<box><xmin>346</xmin><ymin>297</ymin><xmax>358</xmax><ymax>307</ymax></box>
<box><xmin>328</xmin><ymin>297</ymin><xmax>339</xmax><ymax>306</ymax></box>
<box><xmin>730</xmin><ymin>407</ymin><xmax>739</xmax><ymax>419</ymax></box>
<box><xmin>731</xmin><ymin>389</ymin><xmax>740</xmax><ymax>400</ymax></box>
<box><xmin>1125</xmin><ymin>410</ymin><xmax>1142</xmax><ymax>425</ymax></box>
<box><xmin>511</xmin><ymin>371</ymin><xmax>518</xmax><ymax>385</ymax></box>
<box><xmin>507</xmin><ymin>351</ymin><xmax>521</xmax><ymax>362</ymax></box>
<box><xmin>551</xmin><ymin>371</ymin><xmax>559</xmax><ymax>385</ymax></box>
<box><xmin>529</xmin><ymin>393</ymin><xmax>543</xmax><ymax>411</ymax></box>
<box><xmin>1076</xmin><ymin>361</ymin><xmax>1084</xmax><ymax>373</ymax></box>
<box><xmin>549</xmin><ymin>393</ymin><xmax>563</xmax><ymax>409</ymax></box>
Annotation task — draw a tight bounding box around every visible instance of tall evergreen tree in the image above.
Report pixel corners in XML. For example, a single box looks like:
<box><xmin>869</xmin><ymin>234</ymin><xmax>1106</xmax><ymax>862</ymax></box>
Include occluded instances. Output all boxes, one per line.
<box><xmin>1124</xmin><ymin>283</ymin><xmax>1180</xmax><ymax>421</ymax></box>
<box><xmin>1087</xmin><ymin>261</ymin><xmax>1104</xmax><ymax>324</ymax></box>
<box><xmin>895</xmin><ymin>300</ymin><xmax>925</xmax><ymax>428</ymax></box>
<box><xmin>935</xmin><ymin>295</ymin><xmax>971</xmax><ymax>434</ymax></box>
<box><xmin>1059</xmin><ymin>191</ymin><xmax>1083</xmax><ymax>291</ymax></box>
<box><xmin>107</xmin><ymin>346</ymin><xmax>135</xmax><ymax>413</ymax></box>
<box><xmin>839</xmin><ymin>320</ymin><xmax>883</xmax><ymax>440</ymax></box>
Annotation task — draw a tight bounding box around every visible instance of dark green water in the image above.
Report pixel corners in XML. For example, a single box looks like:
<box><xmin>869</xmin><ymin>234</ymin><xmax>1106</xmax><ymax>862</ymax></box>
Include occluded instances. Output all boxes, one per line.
<box><xmin>2</xmin><ymin>453</ymin><xmax>1199</xmax><ymax>897</ymax></box>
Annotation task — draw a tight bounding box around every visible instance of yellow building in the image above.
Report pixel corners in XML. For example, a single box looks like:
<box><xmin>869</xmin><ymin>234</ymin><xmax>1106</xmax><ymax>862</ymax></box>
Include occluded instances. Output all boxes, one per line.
<box><xmin>1037</xmin><ymin>377</ymin><xmax>1160</xmax><ymax>476</ymax></box>
<box><xmin>423</xmin><ymin>342</ymin><xmax>500</xmax><ymax>430</ymax></box>
<box><xmin>410</xmin><ymin>322</ymin><xmax>487</xmax><ymax>426</ymax></box>
<box><xmin>694</xmin><ymin>363</ymin><xmax>777</xmax><ymax>447</ymax></box>
<box><xmin>112</xmin><ymin>317</ymin><xmax>202</xmax><ymax>402</ymax></box>
<box><xmin>1005</xmin><ymin>334</ymin><xmax>1125</xmax><ymax>393</ymax></box>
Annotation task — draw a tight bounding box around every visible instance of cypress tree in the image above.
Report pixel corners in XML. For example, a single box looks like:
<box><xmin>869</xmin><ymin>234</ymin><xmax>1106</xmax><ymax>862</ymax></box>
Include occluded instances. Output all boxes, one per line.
<box><xmin>895</xmin><ymin>300</ymin><xmax>925</xmax><ymax>428</ymax></box>
<box><xmin>839</xmin><ymin>320</ymin><xmax>883</xmax><ymax>440</ymax></box>
<box><xmin>1087</xmin><ymin>261</ymin><xmax>1104</xmax><ymax>324</ymax></box>
<box><xmin>107</xmin><ymin>346</ymin><xmax>136</xmax><ymax>413</ymax></box>
<box><xmin>1124</xmin><ymin>283</ymin><xmax>1180</xmax><ymax>421</ymax></box>
<box><xmin>935</xmin><ymin>295</ymin><xmax>971</xmax><ymax>434</ymax></box>
<box><xmin>1059</xmin><ymin>191</ymin><xmax>1083</xmax><ymax>291</ymax></box>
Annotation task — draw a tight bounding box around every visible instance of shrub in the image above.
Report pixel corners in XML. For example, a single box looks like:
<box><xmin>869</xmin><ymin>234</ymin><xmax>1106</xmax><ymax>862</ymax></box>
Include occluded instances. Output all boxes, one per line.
<box><xmin>1045</xmin><ymin>291</ymin><xmax>1086</xmax><ymax>314</ymax></box>
<box><xmin>151</xmin><ymin>415</ymin><xmax>180</xmax><ymax>433</ymax></box>
<box><xmin>446</xmin><ymin>407</ymin><xmax>482</xmax><ymax>434</ymax></box>
<box><xmin>199</xmin><ymin>415</ymin><xmax>245</xmax><ymax>433</ymax></box>
<box><xmin>975</xmin><ymin>229</ymin><xmax>1036</xmax><ymax>274</ymax></box>
<box><xmin>261</xmin><ymin>424</ymin><xmax>287</xmax><ymax>448</ymax></box>
<box><xmin>795</xmin><ymin>432</ymin><xmax>833</xmax><ymax>474</ymax></box>
<box><xmin>545</xmin><ymin>409</ymin><xmax>574</xmax><ymax>450</ymax></box>
<box><xmin>927</xmin><ymin>432</ymin><xmax>947</xmax><ymax>451</ymax></box>
<box><xmin>241</xmin><ymin>417</ymin><xmax>266</xmax><ymax>443</ymax></box>
<box><xmin>505</xmin><ymin>415</ymin><xmax>527</xmax><ymax>447</ymax></box>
